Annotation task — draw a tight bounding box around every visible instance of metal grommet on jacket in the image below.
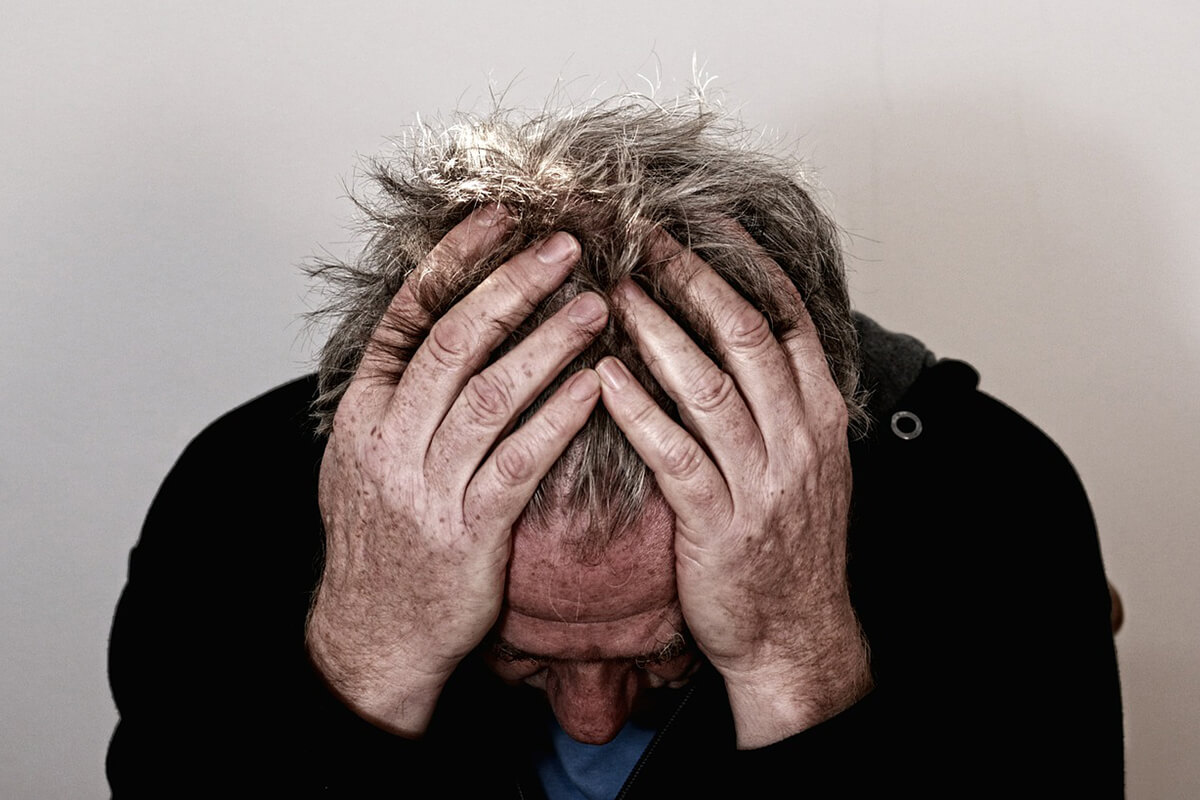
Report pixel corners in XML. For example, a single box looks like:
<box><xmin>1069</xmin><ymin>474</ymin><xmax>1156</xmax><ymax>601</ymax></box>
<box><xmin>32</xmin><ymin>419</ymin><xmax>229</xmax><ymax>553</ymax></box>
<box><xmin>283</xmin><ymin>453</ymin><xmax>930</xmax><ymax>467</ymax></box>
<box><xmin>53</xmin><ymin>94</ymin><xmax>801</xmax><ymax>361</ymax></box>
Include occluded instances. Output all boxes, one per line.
<box><xmin>890</xmin><ymin>410</ymin><xmax>923</xmax><ymax>440</ymax></box>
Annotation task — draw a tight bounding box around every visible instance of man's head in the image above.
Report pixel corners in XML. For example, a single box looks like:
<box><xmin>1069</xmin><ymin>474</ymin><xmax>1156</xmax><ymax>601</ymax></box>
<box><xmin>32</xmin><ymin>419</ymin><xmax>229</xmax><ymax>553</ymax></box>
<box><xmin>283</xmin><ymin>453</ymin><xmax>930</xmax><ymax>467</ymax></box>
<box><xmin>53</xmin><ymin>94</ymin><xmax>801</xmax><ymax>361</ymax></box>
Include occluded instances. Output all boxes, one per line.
<box><xmin>313</xmin><ymin>95</ymin><xmax>862</xmax><ymax>545</ymax></box>
<box><xmin>311</xmin><ymin>96</ymin><xmax>862</xmax><ymax>742</ymax></box>
<box><xmin>490</xmin><ymin>491</ymin><xmax>690</xmax><ymax>743</ymax></box>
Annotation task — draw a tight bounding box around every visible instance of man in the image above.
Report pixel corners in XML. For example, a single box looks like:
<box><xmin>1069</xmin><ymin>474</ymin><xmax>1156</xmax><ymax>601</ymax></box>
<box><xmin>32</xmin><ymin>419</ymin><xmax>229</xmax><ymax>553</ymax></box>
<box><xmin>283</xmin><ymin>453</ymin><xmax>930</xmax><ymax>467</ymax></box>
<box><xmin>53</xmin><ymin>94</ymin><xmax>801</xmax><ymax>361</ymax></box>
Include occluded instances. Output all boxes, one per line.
<box><xmin>108</xmin><ymin>98</ymin><xmax>1123</xmax><ymax>797</ymax></box>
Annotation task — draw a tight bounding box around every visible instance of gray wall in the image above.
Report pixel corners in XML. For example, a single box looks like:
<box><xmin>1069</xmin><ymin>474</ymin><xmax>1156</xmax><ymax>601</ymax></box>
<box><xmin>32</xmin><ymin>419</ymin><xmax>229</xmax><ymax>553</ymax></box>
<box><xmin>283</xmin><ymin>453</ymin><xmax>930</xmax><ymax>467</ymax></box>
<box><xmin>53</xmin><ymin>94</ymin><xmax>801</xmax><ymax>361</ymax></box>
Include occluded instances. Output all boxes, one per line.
<box><xmin>3</xmin><ymin>2</ymin><xmax>1196</xmax><ymax>796</ymax></box>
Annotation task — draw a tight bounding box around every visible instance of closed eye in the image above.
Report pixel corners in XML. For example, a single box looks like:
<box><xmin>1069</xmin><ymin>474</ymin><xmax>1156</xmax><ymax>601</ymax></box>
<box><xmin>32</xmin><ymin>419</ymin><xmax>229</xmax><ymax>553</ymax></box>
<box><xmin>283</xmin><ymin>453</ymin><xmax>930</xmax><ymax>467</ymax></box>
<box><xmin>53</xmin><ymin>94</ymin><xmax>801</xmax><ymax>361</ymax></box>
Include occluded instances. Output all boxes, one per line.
<box><xmin>491</xmin><ymin>640</ymin><xmax>547</xmax><ymax>664</ymax></box>
<box><xmin>634</xmin><ymin>631</ymin><xmax>688</xmax><ymax>668</ymax></box>
<box><xmin>491</xmin><ymin>632</ymin><xmax>691</xmax><ymax>667</ymax></box>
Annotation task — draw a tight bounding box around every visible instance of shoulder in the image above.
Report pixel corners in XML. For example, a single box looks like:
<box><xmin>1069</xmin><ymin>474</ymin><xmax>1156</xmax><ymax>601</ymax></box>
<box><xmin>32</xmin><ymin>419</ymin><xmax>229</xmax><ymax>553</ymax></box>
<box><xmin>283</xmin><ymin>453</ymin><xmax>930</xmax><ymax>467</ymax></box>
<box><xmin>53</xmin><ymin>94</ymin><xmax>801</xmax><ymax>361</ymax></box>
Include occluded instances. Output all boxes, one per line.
<box><xmin>850</xmin><ymin>349</ymin><xmax>1100</xmax><ymax>576</ymax></box>
<box><xmin>183</xmin><ymin>374</ymin><xmax>323</xmax><ymax>459</ymax></box>
<box><xmin>843</xmin><ymin>345</ymin><xmax>1123</xmax><ymax>792</ymax></box>
<box><xmin>129</xmin><ymin>374</ymin><xmax>327</xmax><ymax>588</ymax></box>
<box><xmin>847</xmin><ymin>332</ymin><xmax>1113</xmax><ymax>671</ymax></box>
<box><xmin>156</xmin><ymin>375</ymin><xmax>326</xmax><ymax>509</ymax></box>
<box><xmin>853</xmin><ymin>354</ymin><xmax>1089</xmax><ymax>515</ymax></box>
<box><xmin>848</xmin><ymin>316</ymin><xmax>1111</xmax><ymax>657</ymax></box>
<box><xmin>850</xmin><ymin>313</ymin><xmax>1083</xmax><ymax>501</ymax></box>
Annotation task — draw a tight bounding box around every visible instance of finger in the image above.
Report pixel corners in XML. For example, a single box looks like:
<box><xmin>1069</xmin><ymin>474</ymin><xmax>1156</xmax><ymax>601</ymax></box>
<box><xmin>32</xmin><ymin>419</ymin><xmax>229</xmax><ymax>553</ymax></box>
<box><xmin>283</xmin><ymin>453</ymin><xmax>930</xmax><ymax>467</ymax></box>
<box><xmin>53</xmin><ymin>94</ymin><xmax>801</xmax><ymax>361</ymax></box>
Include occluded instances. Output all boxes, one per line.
<box><xmin>465</xmin><ymin>370</ymin><xmax>601</xmax><ymax>531</ymax></box>
<box><xmin>612</xmin><ymin>277</ymin><xmax>765</xmax><ymax>473</ymax></box>
<box><xmin>357</xmin><ymin>204</ymin><xmax>514</xmax><ymax>386</ymax></box>
<box><xmin>427</xmin><ymin>291</ymin><xmax>608</xmax><ymax>484</ymax></box>
<box><xmin>711</xmin><ymin>224</ymin><xmax>843</xmax><ymax>399</ymax></box>
<box><xmin>767</xmin><ymin>275</ymin><xmax>849</xmax><ymax>420</ymax></box>
<box><xmin>596</xmin><ymin>356</ymin><xmax>732</xmax><ymax>532</ymax></box>
<box><xmin>391</xmin><ymin>230</ymin><xmax>583</xmax><ymax>443</ymax></box>
<box><xmin>648</xmin><ymin>232</ymin><xmax>808</xmax><ymax>440</ymax></box>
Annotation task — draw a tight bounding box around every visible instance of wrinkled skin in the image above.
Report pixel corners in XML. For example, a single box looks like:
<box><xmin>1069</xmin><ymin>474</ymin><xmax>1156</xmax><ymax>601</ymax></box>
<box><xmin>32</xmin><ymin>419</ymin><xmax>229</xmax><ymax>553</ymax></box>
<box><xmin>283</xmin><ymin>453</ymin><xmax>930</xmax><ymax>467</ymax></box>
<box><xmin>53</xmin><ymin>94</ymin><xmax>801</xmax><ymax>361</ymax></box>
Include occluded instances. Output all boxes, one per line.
<box><xmin>307</xmin><ymin>208</ymin><xmax>871</xmax><ymax>746</ymax></box>
<box><xmin>487</xmin><ymin>494</ymin><xmax>696</xmax><ymax>744</ymax></box>
<box><xmin>597</xmin><ymin>234</ymin><xmax>871</xmax><ymax>746</ymax></box>
<box><xmin>308</xmin><ymin>206</ymin><xmax>607</xmax><ymax>735</ymax></box>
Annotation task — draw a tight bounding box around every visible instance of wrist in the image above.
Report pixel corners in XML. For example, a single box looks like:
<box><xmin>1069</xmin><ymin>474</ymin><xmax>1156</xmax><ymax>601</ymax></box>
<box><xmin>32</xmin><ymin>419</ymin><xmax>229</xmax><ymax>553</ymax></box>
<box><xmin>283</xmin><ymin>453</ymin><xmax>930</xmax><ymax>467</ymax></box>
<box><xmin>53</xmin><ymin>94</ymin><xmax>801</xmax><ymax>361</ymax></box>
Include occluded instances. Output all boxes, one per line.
<box><xmin>721</xmin><ymin>627</ymin><xmax>873</xmax><ymax>749</ymax></box>
<box><xmin>306</xmin><ymin>612</ymin><xmax>452</xmax><ymax>738</ymax></box>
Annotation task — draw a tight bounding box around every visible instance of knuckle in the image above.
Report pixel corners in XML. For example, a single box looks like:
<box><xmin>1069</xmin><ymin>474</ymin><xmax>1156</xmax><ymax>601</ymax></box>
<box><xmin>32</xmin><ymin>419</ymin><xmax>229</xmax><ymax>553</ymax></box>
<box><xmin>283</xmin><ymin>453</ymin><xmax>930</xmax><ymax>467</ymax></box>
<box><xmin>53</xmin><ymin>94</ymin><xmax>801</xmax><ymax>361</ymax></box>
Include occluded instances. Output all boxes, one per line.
<box><xmin>827</xmin><ymin>394</ymin><xmax>850</xmax><ymax>430</ymax></box>
<box><xmin>533</xmin><ymin>398</ymin><xmax>575</xmax><ymax>439</ymax></box>
<box><xmin>787</xmin><ymin>429</ymin><xmax>817</xmax><ymax>464</ymax></box>
<box><xmin>425</xmin><ymin>237</ymin><xmax>467</xmax><ymax>274</ymax></box>
<box><xmin>659</xmin><ymin>433</ymin><xmax>706</xmax><ymax>479</ymax></box>
<box><xmin>625</xmin><ymin>394</ymin><xmax>664</xmax><ymax>428</ymax></box>
<box><xmin>385</xmin><ymin>282</ymin><xmax>423</xmax><ymax>320</ymax></box>
<box><xmin>425</xmin><ymin>316</ymin><xmax>475</xmax><ymax>369</ymax></box>
<box><xmin>492</xmin><ymin>439</ymin><xmax>537</xmax><ymax>485</ymax></box>
<box><xmin>810</xmin><ymin>381</ymin><xmax>850</xmax><ymax>432</ymax></box>
<box><xmin>558</xmin><ymin>318</ymin><xmax>603</xmax><ymax>355</ymax></box>
<box><xmin>724</xmin><ymin>305</ymin><xmax>774</xmax><ymax>351</ymax></box>
<box><xmin>368</xmin><ymin>288</ymin><xmax>428</xmax><ymax>352</ymax></box>
<box><xmin>688</xmin><ymin>368</ymin><xmax>738</xmax><ymax>414</ymax></box>
<box><xmin>462</xmin><ymin>370</ymin><xmax>515</xmax><ymax>425</ymax></box>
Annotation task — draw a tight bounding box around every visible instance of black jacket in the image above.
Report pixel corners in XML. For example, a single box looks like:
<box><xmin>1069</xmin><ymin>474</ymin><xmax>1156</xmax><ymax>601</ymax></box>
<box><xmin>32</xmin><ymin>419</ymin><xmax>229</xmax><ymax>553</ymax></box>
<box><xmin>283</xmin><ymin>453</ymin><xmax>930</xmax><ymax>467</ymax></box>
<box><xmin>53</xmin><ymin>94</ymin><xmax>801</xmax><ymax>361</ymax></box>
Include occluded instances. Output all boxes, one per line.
<box><xmin>108</xmin><ymin>318</ymin><xmax>1123</xmax><ymax>797</ymax></box>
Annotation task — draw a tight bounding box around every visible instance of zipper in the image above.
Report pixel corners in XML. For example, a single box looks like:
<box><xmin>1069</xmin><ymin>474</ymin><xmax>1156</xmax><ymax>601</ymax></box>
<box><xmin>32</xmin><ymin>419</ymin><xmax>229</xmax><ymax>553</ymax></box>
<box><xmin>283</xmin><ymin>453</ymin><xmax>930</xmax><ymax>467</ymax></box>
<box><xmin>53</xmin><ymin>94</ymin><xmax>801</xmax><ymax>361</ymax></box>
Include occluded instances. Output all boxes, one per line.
<box><xmin>612</xmin><ymin>680</ymin><xmax>701</xmax><ymax>800</ymax></box>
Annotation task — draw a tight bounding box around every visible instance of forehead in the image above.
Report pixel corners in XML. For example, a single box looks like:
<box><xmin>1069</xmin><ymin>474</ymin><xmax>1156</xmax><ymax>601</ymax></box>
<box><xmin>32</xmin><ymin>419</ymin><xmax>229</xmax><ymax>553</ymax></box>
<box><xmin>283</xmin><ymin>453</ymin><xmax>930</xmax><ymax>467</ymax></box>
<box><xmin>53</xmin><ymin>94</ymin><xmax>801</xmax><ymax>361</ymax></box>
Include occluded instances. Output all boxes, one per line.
<box><xmin>500</xmin><ymin>497</ymin><xmax>678</xmax><ymax>657</ymax></box>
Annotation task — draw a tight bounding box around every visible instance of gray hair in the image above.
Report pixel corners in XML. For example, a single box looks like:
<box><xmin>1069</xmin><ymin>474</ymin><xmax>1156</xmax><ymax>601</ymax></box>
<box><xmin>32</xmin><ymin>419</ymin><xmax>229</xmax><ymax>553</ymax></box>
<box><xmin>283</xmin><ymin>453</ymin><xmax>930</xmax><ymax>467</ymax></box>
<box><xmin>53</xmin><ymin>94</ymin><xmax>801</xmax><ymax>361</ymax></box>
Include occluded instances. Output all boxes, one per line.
<box><xmin>309</xmin><ymin>96</ymin><xmax>863</xmax><ymax>552</ymax></box>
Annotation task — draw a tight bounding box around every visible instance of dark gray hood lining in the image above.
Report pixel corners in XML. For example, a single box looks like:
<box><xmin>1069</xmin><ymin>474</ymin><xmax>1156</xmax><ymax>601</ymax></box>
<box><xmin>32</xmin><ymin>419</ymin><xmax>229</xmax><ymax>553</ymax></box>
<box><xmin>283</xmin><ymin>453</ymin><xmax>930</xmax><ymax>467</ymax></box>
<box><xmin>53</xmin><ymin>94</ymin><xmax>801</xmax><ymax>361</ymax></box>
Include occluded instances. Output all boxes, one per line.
<box><xmin>853</xmin><ymin>312</ymin><xmax>937</xmax><ymax>425</ymax></box>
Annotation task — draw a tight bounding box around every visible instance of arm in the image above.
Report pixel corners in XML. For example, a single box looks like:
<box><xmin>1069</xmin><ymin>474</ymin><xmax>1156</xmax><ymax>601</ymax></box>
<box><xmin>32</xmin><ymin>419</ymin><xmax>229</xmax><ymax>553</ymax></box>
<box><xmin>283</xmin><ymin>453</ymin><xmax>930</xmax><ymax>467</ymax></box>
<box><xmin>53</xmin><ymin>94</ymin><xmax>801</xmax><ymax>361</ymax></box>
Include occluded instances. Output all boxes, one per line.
<box><xmin>108</xmin><ymin>206</ymin><xmax>608</xmax><ymax>793</ymax></box>
<box><xmin>595</xmin><ymin>231</ymin><xmax>1122</xmax><ymax>793</ymax></box>
<box><xmin>596</xmin><ymin>230</ymin><xmax>872</xmax><ymax>748</ymax></box>
<box><xmin>306</xmin><ymin>206</ymin><xmax>605</xmax><ymax>737</ymax></box>
<box><xmin>724</xmin><ymin>379</ymin><xmax>1124</xmax><ymax>796</ymax></box>
<box><xmin>106</xmin><ymin>377</ymin><xmax>415</xmax><ymax>793</ymax></box>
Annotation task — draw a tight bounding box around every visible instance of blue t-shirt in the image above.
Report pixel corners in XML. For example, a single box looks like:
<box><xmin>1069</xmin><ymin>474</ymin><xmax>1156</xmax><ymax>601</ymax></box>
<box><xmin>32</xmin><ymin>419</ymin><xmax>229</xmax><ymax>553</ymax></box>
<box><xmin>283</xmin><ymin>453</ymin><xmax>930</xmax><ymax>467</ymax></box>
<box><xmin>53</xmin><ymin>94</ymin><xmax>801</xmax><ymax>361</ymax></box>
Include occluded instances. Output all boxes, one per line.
<box><xmin>533</xmin><ymin>710</ymin><xmax>658</xmax><ymax>800</ymax></box>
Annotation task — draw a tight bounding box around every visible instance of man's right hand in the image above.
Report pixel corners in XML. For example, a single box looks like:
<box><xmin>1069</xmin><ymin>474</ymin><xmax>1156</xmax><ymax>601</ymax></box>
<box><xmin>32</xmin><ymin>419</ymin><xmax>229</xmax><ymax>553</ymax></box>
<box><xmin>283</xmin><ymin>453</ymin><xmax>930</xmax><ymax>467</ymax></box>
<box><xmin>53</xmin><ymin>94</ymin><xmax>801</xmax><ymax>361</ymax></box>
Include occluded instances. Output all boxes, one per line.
<box><xmin>306</xmin><ymin>205</ymin><xmax>607</xmax><ymax>736</ymax></box>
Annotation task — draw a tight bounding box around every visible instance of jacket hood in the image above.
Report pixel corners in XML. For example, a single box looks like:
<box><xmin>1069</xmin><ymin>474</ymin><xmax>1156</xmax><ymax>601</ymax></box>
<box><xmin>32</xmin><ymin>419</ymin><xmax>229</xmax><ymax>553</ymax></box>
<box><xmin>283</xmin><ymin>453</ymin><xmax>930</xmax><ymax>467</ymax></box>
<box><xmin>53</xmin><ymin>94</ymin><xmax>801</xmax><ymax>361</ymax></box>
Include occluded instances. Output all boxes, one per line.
<box><xmin>854</xmin><ymin>312</ymin><xmax>937</xmax><ymax>425</ymax></box>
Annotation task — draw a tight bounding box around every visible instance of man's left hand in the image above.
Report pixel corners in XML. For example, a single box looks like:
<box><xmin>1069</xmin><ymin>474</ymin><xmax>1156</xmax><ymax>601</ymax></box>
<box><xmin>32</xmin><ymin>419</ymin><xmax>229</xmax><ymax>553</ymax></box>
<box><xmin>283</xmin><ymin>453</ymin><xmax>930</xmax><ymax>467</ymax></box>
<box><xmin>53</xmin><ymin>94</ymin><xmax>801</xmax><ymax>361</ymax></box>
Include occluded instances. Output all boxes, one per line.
<box><xmin>596</xmin><ymin>233</ymin><xmax>872</xmax><ymax>749</ymax></box>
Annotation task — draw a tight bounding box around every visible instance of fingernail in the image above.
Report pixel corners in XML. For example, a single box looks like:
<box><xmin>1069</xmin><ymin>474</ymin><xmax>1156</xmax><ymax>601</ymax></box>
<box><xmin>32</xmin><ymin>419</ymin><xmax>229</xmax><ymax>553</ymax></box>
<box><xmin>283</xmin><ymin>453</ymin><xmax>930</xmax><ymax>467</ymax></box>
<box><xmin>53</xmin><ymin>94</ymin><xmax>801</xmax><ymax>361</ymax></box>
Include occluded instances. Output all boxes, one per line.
<box><xmin>615</xmin><ymin>278</ymin><xmax>640</xmax><ymax>302</ymax></box>
<box><xmin>536</xmin><ymin>232</ymin><xmax>578</xmax><ymax>264</ymax></box>
<box><xmin>568</xmin><ymin>370</ymin><xmax>600</xmax><ymax>401</ymax></box>
<box><xmin>478</xmin><ymin>203</ymin><xmax>508</xmax><ymax>226</ymax></box>
<box><xmin>596</xmin><ymin>357</ymin><xmax>628</xmax><ymax>390</ymax></box>
<box><xmin>567</xmin><ymin>292</ymin><xmax>606</xmax><ymax>325</ymax></box>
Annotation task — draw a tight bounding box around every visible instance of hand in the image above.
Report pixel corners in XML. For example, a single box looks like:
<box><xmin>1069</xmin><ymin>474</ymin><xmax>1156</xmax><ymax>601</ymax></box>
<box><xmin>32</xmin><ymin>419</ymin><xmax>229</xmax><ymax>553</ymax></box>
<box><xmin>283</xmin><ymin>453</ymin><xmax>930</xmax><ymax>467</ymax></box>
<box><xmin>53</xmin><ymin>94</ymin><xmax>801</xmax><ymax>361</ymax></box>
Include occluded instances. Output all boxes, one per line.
<box><xmin>307</xmin><ymin>206</ymin><xmax>608</xmax><ymax>736</ymax></box>
<box><xmin>596</xmin><ymin>232</ymin><xmax>871</xmax><ymax>748</ymax></box>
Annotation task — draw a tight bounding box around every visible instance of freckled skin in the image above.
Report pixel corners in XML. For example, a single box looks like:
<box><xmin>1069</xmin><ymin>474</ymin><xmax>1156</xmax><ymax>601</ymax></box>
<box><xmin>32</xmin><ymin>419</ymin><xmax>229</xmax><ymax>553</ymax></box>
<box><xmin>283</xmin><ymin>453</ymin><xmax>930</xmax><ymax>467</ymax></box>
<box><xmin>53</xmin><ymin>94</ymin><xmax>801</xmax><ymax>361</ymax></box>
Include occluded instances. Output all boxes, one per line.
<box><xmin>506</xmin><ymin>496</ymin><xmax>675</xmax><ymax>624</ymax></box>
<box><xmin>593</xmin><ymin>233</ymin><xmax>873</xmax><ymax>748</ymax></box>
<box><xmin>495</xmin><ymin>494</ymin><xmax>692</xmax><ymax>744</ymax></box>
<box><xmin>309</xmin><ymin>214</ymin><xmax>871</xmax><ymax>750</ymax></box>
<box><xmin>306</xmin><ymin>211</ymin><xmax>611</xmax><ymax>738</ymax></box>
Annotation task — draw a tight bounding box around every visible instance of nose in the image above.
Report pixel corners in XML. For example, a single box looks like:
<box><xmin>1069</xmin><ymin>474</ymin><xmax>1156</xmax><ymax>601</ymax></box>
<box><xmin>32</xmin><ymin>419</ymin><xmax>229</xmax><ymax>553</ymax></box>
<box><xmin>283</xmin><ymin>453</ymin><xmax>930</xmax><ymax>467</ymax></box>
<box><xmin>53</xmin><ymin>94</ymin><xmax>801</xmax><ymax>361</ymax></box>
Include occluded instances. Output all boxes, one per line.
<box><xmin>544</xmin><ymin>661</ymin><xmax>640</xmax><ymax>744</ymax></box>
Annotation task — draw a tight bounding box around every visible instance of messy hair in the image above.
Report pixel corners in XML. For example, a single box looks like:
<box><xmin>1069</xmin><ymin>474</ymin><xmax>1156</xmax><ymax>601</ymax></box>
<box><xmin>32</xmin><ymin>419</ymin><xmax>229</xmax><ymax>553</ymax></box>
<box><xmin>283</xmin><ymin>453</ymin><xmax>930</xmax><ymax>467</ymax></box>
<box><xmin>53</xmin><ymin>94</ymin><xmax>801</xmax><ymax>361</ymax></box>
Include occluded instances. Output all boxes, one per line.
<box><xmin>309</xmin><ymin>95</ymin><xmax>863</xmax><ymax>551</ymax></box>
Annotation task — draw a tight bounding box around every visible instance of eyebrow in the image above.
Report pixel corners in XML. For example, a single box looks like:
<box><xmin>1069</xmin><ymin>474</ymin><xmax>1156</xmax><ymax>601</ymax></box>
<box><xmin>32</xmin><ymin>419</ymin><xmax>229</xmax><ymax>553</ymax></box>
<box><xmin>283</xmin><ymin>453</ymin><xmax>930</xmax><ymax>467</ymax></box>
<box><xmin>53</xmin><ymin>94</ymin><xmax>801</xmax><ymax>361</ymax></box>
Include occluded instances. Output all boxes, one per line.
<box><xmin>490</xmin><ymin>631</ymin><xmax>690</xmax><ymax>667</ymax></box>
